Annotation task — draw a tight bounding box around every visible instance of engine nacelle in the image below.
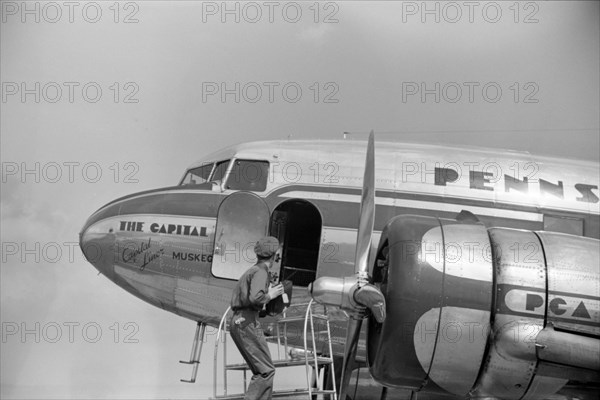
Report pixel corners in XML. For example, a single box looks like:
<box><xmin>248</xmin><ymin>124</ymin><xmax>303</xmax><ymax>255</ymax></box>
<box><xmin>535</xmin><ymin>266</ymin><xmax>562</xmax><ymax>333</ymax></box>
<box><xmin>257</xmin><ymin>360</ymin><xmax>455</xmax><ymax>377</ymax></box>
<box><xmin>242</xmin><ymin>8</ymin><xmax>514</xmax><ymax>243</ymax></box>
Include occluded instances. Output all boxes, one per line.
<box><xmin>367</xmin><ymin>215</ymin><xmax>599</xmax><ymax>399</ymax></box>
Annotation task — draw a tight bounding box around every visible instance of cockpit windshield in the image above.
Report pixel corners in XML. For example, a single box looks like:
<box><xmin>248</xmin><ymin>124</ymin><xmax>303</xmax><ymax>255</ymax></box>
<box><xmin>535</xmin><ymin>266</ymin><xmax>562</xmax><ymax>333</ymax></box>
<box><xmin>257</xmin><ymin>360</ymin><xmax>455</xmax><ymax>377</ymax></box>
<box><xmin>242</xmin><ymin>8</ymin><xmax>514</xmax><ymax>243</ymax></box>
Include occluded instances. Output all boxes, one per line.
<box><xmin>180</xmin><ymin>160</ymin><xmax>231</xmax><ymax>186</ymax></box>
<box><xmin>180</xmin><ymin>159</ymin><xmax>269</xmax><ymax>192</ymax></box>
<box><xmin>180</xmin><ymin>163</ymin><xmax>214</xmax><ymax>185</ymax></box>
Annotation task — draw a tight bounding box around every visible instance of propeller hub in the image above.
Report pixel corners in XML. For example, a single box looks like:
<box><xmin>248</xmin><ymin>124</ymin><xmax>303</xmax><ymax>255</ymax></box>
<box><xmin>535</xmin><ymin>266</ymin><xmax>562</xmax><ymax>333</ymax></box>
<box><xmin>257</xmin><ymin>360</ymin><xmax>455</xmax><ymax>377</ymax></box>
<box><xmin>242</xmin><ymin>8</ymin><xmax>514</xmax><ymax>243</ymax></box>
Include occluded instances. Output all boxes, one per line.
<box><xmin>309</xmin><ymin>276</ymin><xmax>386</xmax><ymax>323</ymax></box>
<box><xmin>309</xmin><ymin>276</ymin><xmax>364</xmax><ymax>312</ymax></box>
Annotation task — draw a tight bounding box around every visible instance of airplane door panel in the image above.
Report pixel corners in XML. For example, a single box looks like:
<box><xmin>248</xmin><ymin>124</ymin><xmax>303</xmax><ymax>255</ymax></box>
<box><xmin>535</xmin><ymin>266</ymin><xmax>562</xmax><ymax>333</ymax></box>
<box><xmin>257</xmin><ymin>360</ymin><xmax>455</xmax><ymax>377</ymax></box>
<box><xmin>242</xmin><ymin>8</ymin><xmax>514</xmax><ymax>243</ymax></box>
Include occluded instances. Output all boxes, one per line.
<box><xmin>269</xmin><ymin>210</ymin><xmax>288</xmax><ymax>283</ymax></box>
<box><xmin>269</xmin><ymin>247</ymin><xmax>283</xmax><ymax>284</ymax></box>
<box><xmin>211</xmin><ymin>192</ymin><xmax>270</xmax><ymax>280</ymax></box>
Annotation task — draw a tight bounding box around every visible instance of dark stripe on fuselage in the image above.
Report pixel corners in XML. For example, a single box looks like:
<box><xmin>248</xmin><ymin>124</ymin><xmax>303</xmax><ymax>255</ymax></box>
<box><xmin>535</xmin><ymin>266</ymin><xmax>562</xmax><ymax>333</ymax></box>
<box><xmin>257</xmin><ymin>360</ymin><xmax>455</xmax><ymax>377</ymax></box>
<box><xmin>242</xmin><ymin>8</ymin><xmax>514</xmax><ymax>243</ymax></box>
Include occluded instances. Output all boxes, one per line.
<box><xmin>83</xmin><ymin>190</ymin><xmax>225</xmax><ymax>230</ymax></box>
<box><xmin>82</xmin><ymin>184</ymin><xmax>600</xmax><ymax>238</ymax></box>
<box><xmin>268</xmin><ymin>184</ymin><xmax>594</xmax><ymax>216</ymax></box>
<box><xmin>266</xmin><ymin>185</ymin><xmax>598</xmax><ymax>236</ymax></box>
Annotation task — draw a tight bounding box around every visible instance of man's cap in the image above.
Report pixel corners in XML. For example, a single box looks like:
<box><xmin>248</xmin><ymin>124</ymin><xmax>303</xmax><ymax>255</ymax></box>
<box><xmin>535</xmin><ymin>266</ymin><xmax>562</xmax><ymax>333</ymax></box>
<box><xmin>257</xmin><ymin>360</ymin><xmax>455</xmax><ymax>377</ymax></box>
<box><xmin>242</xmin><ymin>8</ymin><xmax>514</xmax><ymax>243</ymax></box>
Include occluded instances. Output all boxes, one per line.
<box><xmin>254</xmin><ymin>236</ymin><xmax>279</xmax><ymax>258</ymax></box>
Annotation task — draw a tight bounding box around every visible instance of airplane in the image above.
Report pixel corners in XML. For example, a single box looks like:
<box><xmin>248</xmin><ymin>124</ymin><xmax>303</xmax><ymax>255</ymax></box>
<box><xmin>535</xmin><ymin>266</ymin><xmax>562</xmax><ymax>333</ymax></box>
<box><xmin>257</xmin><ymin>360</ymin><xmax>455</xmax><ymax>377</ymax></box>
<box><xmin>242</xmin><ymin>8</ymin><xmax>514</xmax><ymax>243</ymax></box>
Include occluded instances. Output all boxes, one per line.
<box><xmin>79</xmin><ymin>133</ymin><xmax>600</xmax><ymax>399</ymax></box>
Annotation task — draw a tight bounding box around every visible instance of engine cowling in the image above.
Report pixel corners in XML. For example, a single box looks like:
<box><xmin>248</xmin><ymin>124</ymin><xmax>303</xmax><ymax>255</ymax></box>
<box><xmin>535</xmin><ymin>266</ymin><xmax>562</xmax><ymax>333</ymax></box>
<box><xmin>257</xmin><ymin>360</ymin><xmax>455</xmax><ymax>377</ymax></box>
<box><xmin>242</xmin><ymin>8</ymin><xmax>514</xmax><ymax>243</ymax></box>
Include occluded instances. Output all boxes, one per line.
<box><xmin>367</xmin><ymin>215</ymin><xmax>599</xmax><ymax>399</ymax></box>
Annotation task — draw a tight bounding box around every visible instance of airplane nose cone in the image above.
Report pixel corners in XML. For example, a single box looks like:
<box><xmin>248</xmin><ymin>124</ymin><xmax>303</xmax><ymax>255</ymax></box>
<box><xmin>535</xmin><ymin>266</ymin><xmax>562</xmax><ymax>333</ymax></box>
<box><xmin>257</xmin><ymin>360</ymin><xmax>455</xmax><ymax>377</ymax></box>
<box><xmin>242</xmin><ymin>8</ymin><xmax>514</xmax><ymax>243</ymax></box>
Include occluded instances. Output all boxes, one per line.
<box><xmin>80</xmin><ymin>210</ymin><xmax>118</xmax><ymax>280</ymax></box>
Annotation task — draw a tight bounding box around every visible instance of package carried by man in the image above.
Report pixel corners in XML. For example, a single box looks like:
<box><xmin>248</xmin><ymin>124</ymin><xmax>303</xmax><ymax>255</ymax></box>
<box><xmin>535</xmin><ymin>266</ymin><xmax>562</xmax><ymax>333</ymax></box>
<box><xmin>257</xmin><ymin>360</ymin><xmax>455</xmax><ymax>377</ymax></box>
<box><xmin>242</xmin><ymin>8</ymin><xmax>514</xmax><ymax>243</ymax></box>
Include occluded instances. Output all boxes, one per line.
<box><xmin>264</xmin><ymin>279</ymin><xmax>293</xmax><ymax>316</ymax></box>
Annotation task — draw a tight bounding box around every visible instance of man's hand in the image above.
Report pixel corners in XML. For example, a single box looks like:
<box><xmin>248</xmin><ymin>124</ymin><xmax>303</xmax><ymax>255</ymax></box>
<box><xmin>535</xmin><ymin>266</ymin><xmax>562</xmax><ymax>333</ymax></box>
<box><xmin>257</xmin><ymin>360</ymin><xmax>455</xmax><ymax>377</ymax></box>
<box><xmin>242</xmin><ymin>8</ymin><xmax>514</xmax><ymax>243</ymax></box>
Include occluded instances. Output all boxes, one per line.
<box><xmin>268</xmin><ymin>283</ymin><xmax>284</xmax><ymax>300</ymax></box>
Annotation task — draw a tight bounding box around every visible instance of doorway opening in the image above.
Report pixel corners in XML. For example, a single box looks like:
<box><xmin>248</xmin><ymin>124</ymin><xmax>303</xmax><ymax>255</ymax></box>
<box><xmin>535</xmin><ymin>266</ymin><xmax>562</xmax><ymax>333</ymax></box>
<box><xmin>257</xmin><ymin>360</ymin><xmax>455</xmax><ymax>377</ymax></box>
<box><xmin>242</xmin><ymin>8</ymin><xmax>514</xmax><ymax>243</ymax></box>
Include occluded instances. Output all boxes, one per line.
<box><xmin>270</xmin><ymin>200</ymin><xmax>322</xmax><ymax>287</ymax></box>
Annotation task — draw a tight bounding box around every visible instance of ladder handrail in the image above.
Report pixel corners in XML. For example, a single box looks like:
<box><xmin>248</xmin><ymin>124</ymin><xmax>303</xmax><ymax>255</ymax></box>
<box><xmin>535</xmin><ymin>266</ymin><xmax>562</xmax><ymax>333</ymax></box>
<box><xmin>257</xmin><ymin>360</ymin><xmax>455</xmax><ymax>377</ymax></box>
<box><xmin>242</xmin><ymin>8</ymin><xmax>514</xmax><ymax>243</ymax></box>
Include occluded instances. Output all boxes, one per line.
<box><xmin>213</xmin><ymin>306</ymin><xmax>232</xmax><ymax>399</ymax></box>
<box><xmin>303</xmin><ymin>300</ymin><xmax>316</xmax><ymax>396</ymax></box>
<box><xmin>212</xmin><ymin>301</ymin><xmax>337</xmax><ymax>399</ymax></box>
<box><xmin>325</xmin><ymin>308</ymin><xmax>337</xmax><ymax>398</ymax></box>
<box><xmin>303</xmin><ymin>299</ymin><xmax>337</xmax><ymax>399</ymax></box>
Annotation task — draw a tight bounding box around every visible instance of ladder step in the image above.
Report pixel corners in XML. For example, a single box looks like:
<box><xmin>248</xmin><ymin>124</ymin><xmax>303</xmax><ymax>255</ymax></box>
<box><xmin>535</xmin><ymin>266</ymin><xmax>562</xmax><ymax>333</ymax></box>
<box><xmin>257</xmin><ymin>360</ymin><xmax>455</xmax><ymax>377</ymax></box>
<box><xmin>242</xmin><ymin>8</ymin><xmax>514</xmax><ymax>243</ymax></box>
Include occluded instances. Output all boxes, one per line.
<box><xmin>226</xmin><ymin>357</ymin><xmax>333</xmax><ymax>370</ymax></box>
<box><xmin>277</xmin><ymin>314</ymin><xmax>329</xmax><ymax>323</ymax></box>
<box><xmin>211</xmin><ymin>388</ymin><xmax>337</xmax><ymax>399</ymax></box>
<box><xmin>265</xmin><ymin>330</ymin><xmax>330</xmax><ymax>344</ymax></box>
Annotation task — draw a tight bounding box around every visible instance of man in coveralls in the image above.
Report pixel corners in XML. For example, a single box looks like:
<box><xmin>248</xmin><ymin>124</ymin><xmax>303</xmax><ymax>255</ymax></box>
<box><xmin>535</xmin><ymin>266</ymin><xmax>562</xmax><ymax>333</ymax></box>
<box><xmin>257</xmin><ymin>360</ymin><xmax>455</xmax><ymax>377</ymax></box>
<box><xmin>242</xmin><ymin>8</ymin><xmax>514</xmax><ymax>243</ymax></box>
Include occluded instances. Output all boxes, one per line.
<box><xmin>230</xmin><ymin>236</ymin><xmax>284</xmax><ymax>400</ymax></box>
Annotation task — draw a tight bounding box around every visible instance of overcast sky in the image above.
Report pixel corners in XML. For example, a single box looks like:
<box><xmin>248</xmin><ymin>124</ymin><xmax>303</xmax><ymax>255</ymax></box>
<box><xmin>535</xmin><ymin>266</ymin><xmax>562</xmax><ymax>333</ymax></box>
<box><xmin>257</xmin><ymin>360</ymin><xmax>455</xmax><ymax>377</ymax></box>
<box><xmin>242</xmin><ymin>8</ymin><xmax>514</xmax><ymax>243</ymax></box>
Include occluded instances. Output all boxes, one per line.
<box><xmin>1</xmin><ymin>1</ymin><xmax>599</xmax><ymax>399</ymax></box>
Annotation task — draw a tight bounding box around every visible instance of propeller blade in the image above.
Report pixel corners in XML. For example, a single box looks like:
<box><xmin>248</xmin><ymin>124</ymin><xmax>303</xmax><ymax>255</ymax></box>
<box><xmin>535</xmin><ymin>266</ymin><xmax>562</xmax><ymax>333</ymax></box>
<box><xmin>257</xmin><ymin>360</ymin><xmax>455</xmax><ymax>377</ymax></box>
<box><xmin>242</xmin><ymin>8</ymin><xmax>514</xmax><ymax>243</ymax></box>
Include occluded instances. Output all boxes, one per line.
<box><xmin>339</xmin><ymin>317</ymin><xmax>362</xmax><ymax>400</ymax></box>
<box><xmin>340</xmin><ymin>131</ymin><xmax>376</xmax><ymax>399</ymax></box>
<box><xmin>309</xmin><ymin>131</ymin><xmax>383</xmax><ymax>399</ymax></box>
<box><xmin>354</xmin><ymin>131</ymin><xmax>375</xmax><ymax>277</ymax></box>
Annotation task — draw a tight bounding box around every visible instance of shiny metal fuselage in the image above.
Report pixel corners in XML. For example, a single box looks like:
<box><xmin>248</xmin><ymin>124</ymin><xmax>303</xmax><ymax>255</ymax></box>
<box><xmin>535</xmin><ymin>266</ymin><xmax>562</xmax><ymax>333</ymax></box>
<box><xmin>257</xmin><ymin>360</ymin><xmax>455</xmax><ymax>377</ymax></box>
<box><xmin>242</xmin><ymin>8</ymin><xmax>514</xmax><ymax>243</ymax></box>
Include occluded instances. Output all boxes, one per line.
<box><xmin>79</xmin><ymin>140</ymin><xmax>600</xmax><ymax>397</ymax></box>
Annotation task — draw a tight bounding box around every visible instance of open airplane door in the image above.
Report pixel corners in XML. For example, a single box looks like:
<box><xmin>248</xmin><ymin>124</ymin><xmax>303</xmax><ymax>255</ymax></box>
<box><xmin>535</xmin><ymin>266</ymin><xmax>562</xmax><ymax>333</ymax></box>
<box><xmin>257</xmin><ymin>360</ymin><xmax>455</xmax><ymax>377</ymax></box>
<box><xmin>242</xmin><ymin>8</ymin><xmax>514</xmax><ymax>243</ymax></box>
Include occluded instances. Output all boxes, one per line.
<box><xmin>211</xmin><ymin>192</ymin><xmax>270</xmax><ymax>280</ymax></box>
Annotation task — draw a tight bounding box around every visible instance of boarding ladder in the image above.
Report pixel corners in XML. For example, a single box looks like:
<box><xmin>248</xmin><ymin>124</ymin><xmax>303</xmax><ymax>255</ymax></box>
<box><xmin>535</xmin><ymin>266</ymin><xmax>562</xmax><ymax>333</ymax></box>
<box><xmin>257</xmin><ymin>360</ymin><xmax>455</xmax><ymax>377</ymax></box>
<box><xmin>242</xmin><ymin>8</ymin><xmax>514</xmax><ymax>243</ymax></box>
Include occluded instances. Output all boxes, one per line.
<box><xmin>211</xmin><ymin>300</ymin><xmax>337</xmax><ymax>399</ymax></box>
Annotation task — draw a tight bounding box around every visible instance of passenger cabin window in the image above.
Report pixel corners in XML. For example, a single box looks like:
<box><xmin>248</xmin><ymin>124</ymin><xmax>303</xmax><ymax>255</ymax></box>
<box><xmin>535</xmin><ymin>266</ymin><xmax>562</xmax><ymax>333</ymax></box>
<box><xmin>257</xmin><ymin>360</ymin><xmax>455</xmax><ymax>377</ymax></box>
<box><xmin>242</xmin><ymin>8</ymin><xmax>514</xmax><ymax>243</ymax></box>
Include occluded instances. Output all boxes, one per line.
<box><xmin>226</xmin><ymin>160</ymin><xmax>269</xmax><ymax>192</ymax></box>
<box><xmin>181</xmin><ymin>163</ymin><xmax>214</xmax><ymax>185</ymax></box>
<box><xmin>544</xmin><ymin>215</ymin><xmax>584</xmax><ymax>236</ymax></box>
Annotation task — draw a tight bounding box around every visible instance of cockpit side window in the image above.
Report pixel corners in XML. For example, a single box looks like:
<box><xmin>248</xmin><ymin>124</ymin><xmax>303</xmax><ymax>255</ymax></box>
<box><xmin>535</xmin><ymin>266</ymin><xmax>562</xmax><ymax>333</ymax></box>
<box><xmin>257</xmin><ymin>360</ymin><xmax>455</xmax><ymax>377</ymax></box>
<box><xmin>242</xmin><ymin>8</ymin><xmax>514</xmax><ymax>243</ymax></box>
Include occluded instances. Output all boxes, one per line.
<box><xmin>211</xmin><ymin>160</ymin><xmax>231</xmax><ymax>184</ymax></box>
<box><xmin>226</xmin><ymin>160</ymin><xmax>269</xmax><ymax>192</ymax></box>
<box><xmin>180</xmin><ymin>163</ymin><xmax>214</xmax><ymax>185</ymax></box>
